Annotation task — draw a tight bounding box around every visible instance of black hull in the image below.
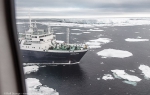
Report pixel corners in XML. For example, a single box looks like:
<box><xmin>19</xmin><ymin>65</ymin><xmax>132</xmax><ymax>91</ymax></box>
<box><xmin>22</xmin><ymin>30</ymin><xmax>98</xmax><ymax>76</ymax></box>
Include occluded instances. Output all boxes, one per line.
<box><xmin>21</xmin><ymin>50</ymin><xmax>87</xmax><ymax>64</ymax></box>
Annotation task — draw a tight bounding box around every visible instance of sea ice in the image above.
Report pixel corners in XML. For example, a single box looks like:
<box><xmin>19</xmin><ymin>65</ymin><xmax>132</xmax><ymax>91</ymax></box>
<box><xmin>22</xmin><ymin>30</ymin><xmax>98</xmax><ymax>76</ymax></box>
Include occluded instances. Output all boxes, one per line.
<box><xmin>111</xmin><ymin>70</ymin><xmax>142</xmax><ymax>82</ymax></box>
<box><xmin>71</xmin><ymin>29</ymin><xmax>81</xmax><ymax>30</ymax></box>
<box><xmin>23</xmin><ymin>65</ymin><xmax>39</xmax><ymax>74</ymax></box>
<box><xmin>26</xmin><ymin>78</ymin><xmax>59</xmax><ymax>95</ymax></box>
<box><xmin>83</xmin><ymin>32</ymin><xmax>91</xmax><ymax>33</ymax></box>
<box><xmin>97</xmin><ymin>49</ymin><xmax>133</xmax><ymax>58</ymax></box>
<box><xmin>71</xmin><ymin>33</ymin><xmax>82</xmax><ymax>35</ymax></box>
<box><xmin>55</xmin><ymin>33</ymin><xmax>64</xmax><ymax>34</ymax></box>
<box><xmin>102</xmin><ymin>74</ymin><xmax>114</xmax><ymax>80</ymax></box>
<box><xmin>139</xmin><ymin>65</ymin><xmax>150</xmax><ymax>79</ymax></box>
<box><xmin>85</xmin><ymin>42</ymin><xmax>101</xmax><ymax>49</ymax></box>
<box><xmin>87</xmin><ymin>29</ymin><xmax>104</xmax><ymax>31</ymax></box>
<box><xmin>89</xmin><ymin>38</ymin><xmax>111</xmax><ymax>43</ymax></box>
<box><xmin>125</xmin><ymin>38</ymin><xmax>149</xmax><ymax>42</ymax></box>
<box><xmin>122</xmin><ymin>80</ymin><xmax>137</xmax><ymax>86</ymax></box>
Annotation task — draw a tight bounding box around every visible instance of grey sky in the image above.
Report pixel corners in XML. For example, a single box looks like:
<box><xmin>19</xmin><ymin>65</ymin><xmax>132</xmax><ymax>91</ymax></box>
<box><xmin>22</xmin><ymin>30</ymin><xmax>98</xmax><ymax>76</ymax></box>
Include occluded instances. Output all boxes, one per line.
<box><xmin>15</xmin><ymin>0</ymin><xmax>150</xmax><ymax>18</ymax></box>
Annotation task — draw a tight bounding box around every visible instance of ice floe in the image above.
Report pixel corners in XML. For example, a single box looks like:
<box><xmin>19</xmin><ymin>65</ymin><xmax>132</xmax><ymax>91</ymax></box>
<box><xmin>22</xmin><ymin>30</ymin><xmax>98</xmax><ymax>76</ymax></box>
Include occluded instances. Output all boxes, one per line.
<box><xmin>23</xmin><ymin>65</ymin><xmax>39</xmax><ymax>74</ymax></box>
<box><xmin>90</xmin><ymin>38</ymin><xmax>111</xmax><ymax>43</ymax></box>
<box><xmin>97</xmin><ymin>49</ymin><xmax>133</xmax><ymax>58</ymax></box>
<box><xmin>122</xmin><ymin>80</ymin><xmax>137</xmax><ymax>86</ymax></box>
<box><xmin>111</xmin><ymin>70</ymin><xmax>142</xmax><ymax>82</ymax></box>
<box><xmin>83</xmin><ymin>32</ymin><xmax>91</xmax><ymax>33</ymax></box>
<box><xmin>86</xmin><ymin>38</ymin><xmax>111</xmax><ymax>49</ymax></box>
<box><xmin>102</xmin><ymin>74</ymin><xmax>114</xmax><ymax>80</ymax></box>
<box><xmin>55</xmin><ymin>33</ymin><xmax>64</xmax><ymax>34</ymax></box>
<box><xmin>87</xmin><ymin>29</ymin><xmax>104</xmax><ymax>31</ymax></box>
<box><xmin>85</xmin><ymin>42</ymin><xmax>101</xmax><ymax>49</ymax></box>
<box><xmin>137</xmin><ymin>36</ymin><xmax>142</xmax><ymax>38</ymax></box>
<box><xmin>71</xmin><ymin>29</ymin><xmax>81</xmax><ymax>30</ymax></box>
<box><xmin>139</xmin><ymin>65</ymin><xmax>150</xmax><ymax>79</ymax></box>
<box><xmin>26</xmin><ymin>78</ymin><xmax>59</xmax><ymax>95</ymax></box>
<box><xmin>71</xmin><ymin>33</ymin><xmax>82</xmax><ymax>35</ymax></box>
<box><xmin>125</xmin><ymin>38</ymin><xmax>149</xmax><ymax>42</ymax></box>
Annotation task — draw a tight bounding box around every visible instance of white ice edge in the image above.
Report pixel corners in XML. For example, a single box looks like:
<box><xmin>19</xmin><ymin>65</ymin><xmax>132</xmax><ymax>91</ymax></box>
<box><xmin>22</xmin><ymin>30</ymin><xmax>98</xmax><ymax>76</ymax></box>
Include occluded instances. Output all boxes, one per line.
<box><xmin>97</xmin><ymin>49</ymin><xmax>133</xmax><ymax>58</ymax></box>
<box><xmin>139</xmin><ymin>65</ymin><xmax>150</xmax><ymax>79</ymax></box>
<box><xmin>26</xmin><ymin>78</ymin><xmax>59</xmax><ymax>95</ymax></box>
<box><xmin>125</xmin><ymin>38</ymin><xmax>149</xmax><ymax>42</ymax></box>
<box><xmin>111</xmin><ymin>70</ymin><xmax>142</xmax><ymax>82</ymax></box>
<box><xmin>55</xmin><ymin>33</ymin><xmax>64</xmax><ymax>34</ymax></box>
<box><xmin>23</xmin><ymin>65</ymin><xmax>39</xmax><ymax>74</ymax></box>
<box><xmin>102</xmin><ymin>74</ymin><xmax>114</xmax><ymax>80</ymax></box>
<box><xmin>89</xmin><ymin>38</ymin><xmax>111</xmax><ymax>43</ymax></box>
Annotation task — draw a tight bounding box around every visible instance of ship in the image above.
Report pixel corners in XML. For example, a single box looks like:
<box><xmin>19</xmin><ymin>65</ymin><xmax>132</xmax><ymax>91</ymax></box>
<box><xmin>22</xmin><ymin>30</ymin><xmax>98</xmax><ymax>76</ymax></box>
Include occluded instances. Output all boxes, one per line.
<box><xmin>18</xmin><ymin>17</ymin><xmax>88</xmax><ymax>64</ymax></box>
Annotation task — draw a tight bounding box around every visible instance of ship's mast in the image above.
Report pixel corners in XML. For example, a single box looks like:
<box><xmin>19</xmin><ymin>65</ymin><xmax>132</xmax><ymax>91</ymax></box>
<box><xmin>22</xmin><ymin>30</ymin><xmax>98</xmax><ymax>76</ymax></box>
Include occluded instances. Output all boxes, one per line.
<box><xmin>48</xmin><ymin>24</ymin><xmax>51</xmax><ymax>34</ymax></box>
<box><xmin>66</xmin><ymin>28</ymin><xmax>70</xmax><ymax>44</ymax></box>
<box><xmin>34</xmin><ymin>21</ymin><xmax>37</xmax><ymax>28</ymax></box>
<box><xmin>29</xmin><ymin>13</ymin><xmax>32</xmax><ymax>27</ymax></box>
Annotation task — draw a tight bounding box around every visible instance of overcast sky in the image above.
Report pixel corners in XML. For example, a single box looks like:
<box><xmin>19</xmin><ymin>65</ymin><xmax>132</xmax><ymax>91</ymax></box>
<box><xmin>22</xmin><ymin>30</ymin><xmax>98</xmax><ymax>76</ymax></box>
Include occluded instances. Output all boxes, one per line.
<box><xmin>15</xmin><ymin>0</ymin><xmax>150</xmax><ymax>18</ymax></box>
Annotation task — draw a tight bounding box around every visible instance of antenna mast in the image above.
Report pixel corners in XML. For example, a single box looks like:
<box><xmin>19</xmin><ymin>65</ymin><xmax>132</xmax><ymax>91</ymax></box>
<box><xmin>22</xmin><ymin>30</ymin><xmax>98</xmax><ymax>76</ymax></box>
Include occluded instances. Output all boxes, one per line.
<box><xmin>66</xmin><ymin>28</ymin><xmax>70</xmax><ymax>44</ymax></box>
<box><xmin>29</xmin><ymin>13</ymin><xmax>32</xmax><ymax>27</ymax></box>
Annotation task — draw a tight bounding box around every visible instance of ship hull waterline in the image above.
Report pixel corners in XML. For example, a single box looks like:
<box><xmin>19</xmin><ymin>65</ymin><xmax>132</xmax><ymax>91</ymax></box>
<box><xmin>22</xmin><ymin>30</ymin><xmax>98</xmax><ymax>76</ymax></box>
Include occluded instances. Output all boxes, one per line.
<box><xmin>21</xmin><ymin>49</ymin><xmax>88</xmax><ymax>65</ymax></box>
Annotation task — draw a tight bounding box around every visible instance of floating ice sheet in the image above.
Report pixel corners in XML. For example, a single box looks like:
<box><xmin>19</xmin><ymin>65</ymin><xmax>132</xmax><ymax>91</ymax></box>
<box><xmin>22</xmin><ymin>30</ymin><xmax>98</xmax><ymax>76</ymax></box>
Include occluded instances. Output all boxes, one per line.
<box><xmin>55</xmin><ymin>33</ymin><xmax>64</xmax><ymax>34</ymax></box>
<box><xmin>97</xmin><ymin>49</ymin><xmax>133</xmax><ymax>58</ymax></box>
<box><xmin>90</xmin><ymin>38</ymin><xmax>111</xmax><ymax>43</ymax></box>
<box><xmin>122</xmin><ymin>80</ymin><xmax>137</xmax><ymax>86</ymax></box>
<box><xmin>24</xmin><ymin>65</ymin><xmax>39</xmax><ymax>74</ymax></box>
<box><xmin>71</xmin><ymin>29</ymin><xmax>81</xmax><ymax>30</ymax></box>
<box><xmin>87</xmin><ymin>29</ymin><xmax>104</xmax><ymax>31</ymax></box>
<box><xmin>125</xmin><ymin>38</ymin><xmax>149</xmax><ymax>42</ymax></box>
<box><xmin>86</xmin><ymin>38</ymin><xmax>111</xmax><ymax>49</ymax></box>
<box><xmin>102</xmin><ymin>74</ymin><xmax>114</xmax><ymax>80</ymax></box>
<box><xmin>26</xmin><ymin>78</ymin><xmax>59</xmax><ymax>95</ymax></box>
<box><xmin>71</xmin><ymin>33</ymin><xmax>82</xmax><ymax>35</ymax></box>
<box><xmin>111</xmin><ymin>70</ymin><xmax>142</xmax><ymax>82</ymax></box>
<box><xmin>139</xmin><ymin>65</ymin><xmax>150</xmax><ymax>79</ymax></box>
<box><xmin>83</xmin><ymin>32</ymin><xmax>91</xmax><ymax>33</ymax></box>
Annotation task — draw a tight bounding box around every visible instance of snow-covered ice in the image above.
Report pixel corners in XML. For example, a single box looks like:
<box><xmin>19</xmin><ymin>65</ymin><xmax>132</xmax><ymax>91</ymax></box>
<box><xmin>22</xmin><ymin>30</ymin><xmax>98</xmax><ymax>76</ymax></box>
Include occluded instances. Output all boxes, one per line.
<box><xmin>83</xmin><ymin>32</ymin><xmax>91</xmax><ymax>33</ymax></box>
<box><xmin>139</xmin><ymin>65</ymin><xmax>150</xmax><ymax>79</ymax></box>
<box><xmin>111</xmin><ymin>70</ymin><xmax>142</xmax><ymax>82</ymax></box>
<box><xmin>71</xmin><ymin>29</ymin><xmax>81</xmax><ymax>30</ymax></box>
<box><xmin>102</xmin><ymin>74</ymin><xmax>114</xmax><ymax>80</ymax></box>
<box><xmin>86</xmin><ymin>38</ymin><xmax>111</xmax><ymax>49</ymax></box>
<box><xmin>85</xmin><ymin>42</ymin><xmax>101</xmax><ymax>49</ymax></box>
<box><xmin>71</xmin><ymin>33</ymin><xmax>82</xmax><ymax>35</ymax></box>
<box><xmin>90</xmin><ymin>38</ymin><xmax>111</xmax><ymax>43</ymax></box>
<box><xmin>97</xmin><ymin>49</ymin><xmax>133</xmax><ymax>58</ymax></box>
<box><xmin>55</xmin><ymin>33</ymin><xmax>64</xmax><ymax>34</ymax></box>
<box><xmin>122</xmin><ymin>80</ymin><xmax>137</xmax><ymax>86</ymax></box>
<box><xmin>87</xmin><ymin>29</ymin><xmax>104</xmax><ymax>31</ymax></box>
<box><xmin>125</xmin><ymin>38</ymin><xmax>149</xmax><ymax>42</ymax></box>
<box><xmin>26</xmin><ymin>78</ymin><xmax>59</xmax><ymax>95</ymax></box>
<box><xmin>23</xmin><ymin>65</ymin><xmax>39</xmax><ymax>74</ymax></box>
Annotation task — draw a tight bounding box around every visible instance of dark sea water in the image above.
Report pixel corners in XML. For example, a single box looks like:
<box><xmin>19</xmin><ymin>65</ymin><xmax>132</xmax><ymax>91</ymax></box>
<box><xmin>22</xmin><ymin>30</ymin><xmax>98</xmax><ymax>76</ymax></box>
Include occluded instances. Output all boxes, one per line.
<box><xmin>18</xmin><ymin>23</ymin><xmax>150</xmax><ymax>95</ymax></box>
